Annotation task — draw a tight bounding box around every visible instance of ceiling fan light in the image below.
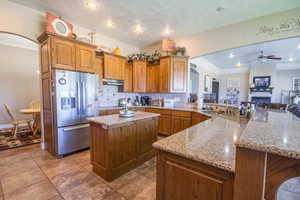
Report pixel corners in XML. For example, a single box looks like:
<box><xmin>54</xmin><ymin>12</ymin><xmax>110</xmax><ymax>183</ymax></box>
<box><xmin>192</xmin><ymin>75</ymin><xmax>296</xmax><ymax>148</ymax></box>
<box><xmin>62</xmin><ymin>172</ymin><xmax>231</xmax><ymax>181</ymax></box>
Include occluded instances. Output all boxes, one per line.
<box><xmin>289</xmin><ymin>57</ymin><xmax>294</xmax><ymax>62</ymax></box>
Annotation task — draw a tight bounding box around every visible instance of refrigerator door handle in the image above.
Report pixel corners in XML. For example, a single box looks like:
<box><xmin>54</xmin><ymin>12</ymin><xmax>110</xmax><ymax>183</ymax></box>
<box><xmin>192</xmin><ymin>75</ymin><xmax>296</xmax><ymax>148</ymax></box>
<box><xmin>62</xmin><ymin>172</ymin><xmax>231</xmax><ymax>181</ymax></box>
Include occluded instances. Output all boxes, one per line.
<box><xmin>63</xmin><ymin>124</ymin><xmax>90</xmax><ymax>132</ymax></box>
<box><xmin>76</xmin><ymin>81</ymin><xmax>81</xmax><ymax>114</ymax></box>
<box><xmin>81</xmin><ymin>81</ymin><xmax>86</xmax><ymax>114</ymax></box>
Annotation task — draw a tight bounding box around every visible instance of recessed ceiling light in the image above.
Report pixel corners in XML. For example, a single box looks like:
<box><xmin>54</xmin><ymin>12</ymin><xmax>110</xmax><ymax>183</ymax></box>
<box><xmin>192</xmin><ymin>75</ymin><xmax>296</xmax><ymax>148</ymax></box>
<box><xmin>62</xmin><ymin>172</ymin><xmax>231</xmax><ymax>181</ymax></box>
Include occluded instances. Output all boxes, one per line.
<box><xmin>133</xmin><ymin>24</ymin><xmax>144</xmax><ymax>34</ymax></box>
<box><xmin>298</xmin><ymin>44</ymin><xmax>300</xmax><ymax>49</ymax></box>
<box><xmin>106</xmin><ymin>19</ymin><xmax>114</xmax><ymax>28</ymax></box>
<box><xmin>229</xmin><ymin>53</ymin><xmax>235</xmax><ymax>59</ymax></box>
<box><xmin>236</xmin><ymin>62</ymin><xmax>241</xmax><ymax>67</ymax></box>
<box><xmin>85</xmin><ymin>0</ymin><xmax>97</xmax><ymax>10</ymax></box>
<box><xmin>289</xmin><ymin>57</ymin><xmax>294</xmax><ymax>62</ymax></box>
<box><xmin>163</xmin><ymin>26</ymin><xmax>173</xmax><ymax>36</ymax></box>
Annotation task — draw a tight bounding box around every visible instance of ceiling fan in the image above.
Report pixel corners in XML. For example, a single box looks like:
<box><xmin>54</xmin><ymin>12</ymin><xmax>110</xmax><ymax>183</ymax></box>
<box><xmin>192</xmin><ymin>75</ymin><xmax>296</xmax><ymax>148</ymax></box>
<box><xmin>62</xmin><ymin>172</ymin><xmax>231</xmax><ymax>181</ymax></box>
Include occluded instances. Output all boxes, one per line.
<box><xmin>258</xmin><ymin>51</ymin><xmax>282</xmax><ymax>60</ymax></box>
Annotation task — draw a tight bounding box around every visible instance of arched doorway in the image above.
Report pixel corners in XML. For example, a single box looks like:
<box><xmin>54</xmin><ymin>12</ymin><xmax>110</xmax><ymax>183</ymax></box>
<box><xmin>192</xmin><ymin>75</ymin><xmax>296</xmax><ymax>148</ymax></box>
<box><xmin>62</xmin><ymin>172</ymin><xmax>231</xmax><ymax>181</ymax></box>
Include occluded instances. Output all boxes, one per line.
<box><xmin>0</xmin><ymin>31</ymin><xmax>41</xmax><ymax>150</ymax></box>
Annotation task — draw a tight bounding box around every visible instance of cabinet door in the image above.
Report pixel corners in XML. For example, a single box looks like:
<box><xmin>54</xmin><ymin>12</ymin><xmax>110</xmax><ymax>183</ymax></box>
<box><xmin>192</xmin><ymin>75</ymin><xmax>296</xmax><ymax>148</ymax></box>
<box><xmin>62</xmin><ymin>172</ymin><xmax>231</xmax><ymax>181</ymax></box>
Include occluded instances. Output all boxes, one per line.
<box><xmin>103</xmin><ymin>54</ymin><xmax>115</xmax><ymax>79</ymax></box>
<box><xmin>137</xmin><ymin>118</ymin><xmax>158</xmax><ymax>156</ymax></box>
<box><xmin>171</xmin><ymin>57</ymin><xmax>187</xmax><ymax>92</ymax></box>
<box><xmin>115</xmin><ymin>57</ymin><xmax>125</xmax><ymax>80</ymax></box>
<box><xmin>51</xmin><ymin>38</ymin><xmax>75</xmax><ymax>70</ymax></box>
<box><xmin>123</xmin><ymin>63</ymin><xmax>133</xmax><ymax>92</ymax></box>
<box><xmin>147</xmin><ymin>65</ymin><xmax>159</xmax><ymax>92</ymax></box>
<box><xmin>95</xmin><ymin>57</ymin><xmax>103</xmax><ymax>79</ymax></box>
<box><xmin>172</xmin><ymin>117</ymin><xmax>183</xmax><ymax>134</ymax></box>
<box><xmin>110</xmin><ymin>122</ymin><xmax>137</xmax><ymax>168</ymax></box>
<box><xmin>159</xmin><ymin>57</ymin><xmax>170</xmax><ymax>93</ymax></box>
<box><xmin>182</xmin><ymin>117</ymin><xmax>191</xmax><ymax>130</ymax></box>
<box><xmin>75</xmin><ymin>44</ymin><xmax>95</xmax><ymax>73</ymax></box>
<box><xmin>133</xmin><ymin>61</ymin><xmax>146</xmax><ymax>92</ymax></box>
<box><xmin>159</xmin><ymin>115</ymin><xmax>172</xmax><ymax>136</ymax></box>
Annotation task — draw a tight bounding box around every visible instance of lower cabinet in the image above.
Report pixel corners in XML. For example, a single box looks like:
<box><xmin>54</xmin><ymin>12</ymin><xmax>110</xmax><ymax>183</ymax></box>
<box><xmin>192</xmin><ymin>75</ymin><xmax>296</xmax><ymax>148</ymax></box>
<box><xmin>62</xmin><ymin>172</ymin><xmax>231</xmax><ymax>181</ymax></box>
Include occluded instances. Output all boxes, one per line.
<box><xmin>157</xmin><ymin>150</ymin><xmax>234</xmax><ymax>200</ymax></box>
<box><xmin>191</xmin><ymin>112</ymin><xmax>210</xmax><ymax>125</ymax></box>
<box><xmin>159</xmin><ymin>115</ymin><xmax>173</xmax><ymax>136</ymax></box>
<box><xmin>172</xmin><ymin>116</ymin><xmax>191</xmax><ymax>133</ymax></box>
<box><xmin>90</xmin><ymin>117</ymin><xmax>158</xmax><ymax>181</ymax></box>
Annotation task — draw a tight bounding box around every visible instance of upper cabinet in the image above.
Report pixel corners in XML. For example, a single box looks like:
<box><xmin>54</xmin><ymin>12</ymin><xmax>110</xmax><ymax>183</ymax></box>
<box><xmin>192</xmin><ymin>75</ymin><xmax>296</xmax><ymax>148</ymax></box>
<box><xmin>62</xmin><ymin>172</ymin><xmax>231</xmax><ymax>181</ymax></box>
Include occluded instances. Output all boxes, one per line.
<box><xmin>146</xmin><ymin>63</ymin><xmax>159</xmax><ymax>93</ymax></box>
<box><xmin>95</xmin><ymin>56</ymin><xmax>104</xmax><ymax>79</ymax></box>
<box><xmin>159</xmin><ymin>56</ymin><xmax>188</xmax><ymax>93</ymax></box>
<box><xmin>75</xmin><ymin>44</ymin><xmax>95</xmax><ymax>73</ymax></box>
<box><xmin>102</xmin><ymin>52</ymin><xmax>125</xmax><ymax>80</ymax></box>
<box><xmin>38</xmin><ymin>32</ymin><xmax>97</xmax><ymax>74</ymax></box>
<box><xmin>132</xmin><ymin>60</ymin><xmax>147</xmax><ymax>92</ymax></box>
<box><xmin>123</xmin><ymin>62</ymin><xmax>133</xmax><ymax>92</ymax></box>
<box><xmin>51</xmin><ymin>37</ymin><xmax>76</xmax><ymax>71</ymax></box>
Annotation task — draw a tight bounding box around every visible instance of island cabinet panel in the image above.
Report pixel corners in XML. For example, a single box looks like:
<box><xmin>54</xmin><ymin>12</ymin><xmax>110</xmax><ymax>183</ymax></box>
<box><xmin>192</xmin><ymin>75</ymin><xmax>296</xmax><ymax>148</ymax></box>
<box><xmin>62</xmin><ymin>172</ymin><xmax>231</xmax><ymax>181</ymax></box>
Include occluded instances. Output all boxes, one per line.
<box><xmin>157</xmin><ymin>150</ymin><xmax>234</xmax><ymax>200</ymax></box>
<box><xmin>90</xmin><ymin>116</ymin><xmax>158</xmax><ymax>181</ymax></box>
<box><xmin>110</xmin><ymin>123</ymin><xmax>137</xmax><ymax>168</ymax></box>
<box><xmin>51</xmin><ymin>37</ymin><xmax>76</xmax><ymax>70</ymax></box>
<box><xmin>159</xmin><ymin>115</ymin><xmax>173</xmax><ymax>136</ymax></box>
<box><xmin>75</xmin><ymin>44</ymin><xmax>95</xmax><ymax>73</ymax></box>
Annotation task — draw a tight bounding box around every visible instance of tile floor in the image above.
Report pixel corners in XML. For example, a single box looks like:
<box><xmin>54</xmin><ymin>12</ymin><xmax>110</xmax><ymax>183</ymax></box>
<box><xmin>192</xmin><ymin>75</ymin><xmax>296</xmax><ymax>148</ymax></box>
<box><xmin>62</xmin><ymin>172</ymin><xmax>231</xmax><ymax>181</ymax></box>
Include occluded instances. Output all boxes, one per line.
<box><xmin>0</xmin><ymin>144</ymin><xmax>156</xmax><ymax>200</ymax></box>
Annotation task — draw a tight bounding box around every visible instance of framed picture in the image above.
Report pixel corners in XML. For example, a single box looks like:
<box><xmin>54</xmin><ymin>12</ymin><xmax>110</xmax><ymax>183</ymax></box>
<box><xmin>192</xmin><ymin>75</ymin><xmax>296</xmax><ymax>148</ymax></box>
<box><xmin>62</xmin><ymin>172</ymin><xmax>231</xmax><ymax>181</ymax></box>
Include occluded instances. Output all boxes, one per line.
<box><xmin>204</xmin><ymin>74</ymin><xmax>211</xmax><ymax>92</ymax></box>
<box><xmin>292</xmin><ymin>77</ymin><xmax>300</xmax><ymax>91</ymax></box>
<box><xmin>46</xmin><ymin>13</ymin><xmax>73</xmax><ymax>38</ymax></box>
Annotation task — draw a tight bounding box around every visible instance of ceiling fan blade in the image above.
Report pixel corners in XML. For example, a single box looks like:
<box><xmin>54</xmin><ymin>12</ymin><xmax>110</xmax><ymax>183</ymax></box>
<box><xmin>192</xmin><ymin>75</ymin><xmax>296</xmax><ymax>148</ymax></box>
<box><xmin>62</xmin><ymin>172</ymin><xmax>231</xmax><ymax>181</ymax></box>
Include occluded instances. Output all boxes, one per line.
<box><xmin>268</xmin><ymin>57</ymin><xmax>282</xmax><ymax>60</ymax></box>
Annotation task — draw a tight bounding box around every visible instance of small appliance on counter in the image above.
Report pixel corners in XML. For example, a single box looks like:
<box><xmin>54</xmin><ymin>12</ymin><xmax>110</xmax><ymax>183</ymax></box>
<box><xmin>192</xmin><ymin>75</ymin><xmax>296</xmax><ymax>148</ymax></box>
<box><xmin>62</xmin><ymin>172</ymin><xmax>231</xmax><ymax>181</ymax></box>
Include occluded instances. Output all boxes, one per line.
<box><xmin>141</xmin><ymin>96</ymin><xmax>151</xmax><ymax>106</ymax></box>
<box><xmin>119</xmin><ymin>99</ymin><xmax>134</xmax><ymax>118</ymax></box>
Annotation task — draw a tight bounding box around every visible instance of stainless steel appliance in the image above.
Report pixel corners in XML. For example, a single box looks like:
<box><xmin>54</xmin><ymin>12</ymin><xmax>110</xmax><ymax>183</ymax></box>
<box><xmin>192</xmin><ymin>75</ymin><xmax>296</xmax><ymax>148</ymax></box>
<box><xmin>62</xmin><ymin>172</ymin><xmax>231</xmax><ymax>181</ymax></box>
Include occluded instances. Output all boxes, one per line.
<box><xmin>54</xmin><ymin>70</ymin><xmax>97</xmax><ymax>155</ymax></box>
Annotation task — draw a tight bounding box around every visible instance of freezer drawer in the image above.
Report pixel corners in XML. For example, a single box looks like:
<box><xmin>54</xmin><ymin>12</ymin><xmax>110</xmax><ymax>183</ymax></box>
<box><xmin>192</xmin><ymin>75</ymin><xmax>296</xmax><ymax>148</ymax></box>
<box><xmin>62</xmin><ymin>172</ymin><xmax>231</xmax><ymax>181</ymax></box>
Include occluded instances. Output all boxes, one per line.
<box><xmin>57</xmin><ymin>124</ymin><xmax>90</xmax><ymax>155</ymax></box>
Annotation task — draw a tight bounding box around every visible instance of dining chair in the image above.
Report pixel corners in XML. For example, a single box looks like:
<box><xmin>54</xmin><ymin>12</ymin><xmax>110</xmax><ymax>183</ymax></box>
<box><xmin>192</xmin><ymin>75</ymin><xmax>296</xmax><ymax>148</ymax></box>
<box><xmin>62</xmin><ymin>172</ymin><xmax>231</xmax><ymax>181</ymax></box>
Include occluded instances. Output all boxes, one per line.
<box><xmin>3</xmin><ymin>104</ymin><xmax>34</xmax><ymax>138</ymax></box>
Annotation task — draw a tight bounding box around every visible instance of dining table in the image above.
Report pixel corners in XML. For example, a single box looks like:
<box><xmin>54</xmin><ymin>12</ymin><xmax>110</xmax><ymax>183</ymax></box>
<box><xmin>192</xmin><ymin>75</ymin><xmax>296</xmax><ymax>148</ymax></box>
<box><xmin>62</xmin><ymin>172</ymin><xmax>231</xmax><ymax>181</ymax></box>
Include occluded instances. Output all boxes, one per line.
<box><xmin>19</xmin><ymin>108</ymin><xmax>41</xmax><ymax>136</ymax></box>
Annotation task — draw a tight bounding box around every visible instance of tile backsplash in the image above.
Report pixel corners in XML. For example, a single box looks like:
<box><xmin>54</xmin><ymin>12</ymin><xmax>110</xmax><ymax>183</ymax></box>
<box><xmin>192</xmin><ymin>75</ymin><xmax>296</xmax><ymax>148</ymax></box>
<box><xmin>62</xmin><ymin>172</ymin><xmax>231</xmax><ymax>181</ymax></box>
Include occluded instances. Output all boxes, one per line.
<box><xmin>96</xmin><ymin>84</ymin><xmax>188</xmax><ymax>107</ymax></box>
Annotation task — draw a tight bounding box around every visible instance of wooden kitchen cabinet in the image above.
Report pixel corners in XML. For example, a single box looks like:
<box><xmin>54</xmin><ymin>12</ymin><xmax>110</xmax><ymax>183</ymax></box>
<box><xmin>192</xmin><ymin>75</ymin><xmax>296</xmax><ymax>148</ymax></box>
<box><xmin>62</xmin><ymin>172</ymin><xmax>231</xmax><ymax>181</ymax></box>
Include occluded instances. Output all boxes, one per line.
<box><xmin>146</xmin><ymin>63</ymin><xmax>159</xmax><ymax>93</ymax></box>
<box><xmin>38</xmin><ymin>32</ymin><xmax>97</xmax><ymax>156</ymax></box>
<box><xmin>94</xmin><ymin>56</ymin><xmax>104</xmax><ymax>79</ymax></box>
<box><xmin>191</xmin><ymin>112</ymin><xmax>210</xmax><ymax>126</ymax></box>
<box><xmin>75</xmin><ymin>44</ymin><xmax>95</xmax><ymax>73</ymax></box>
<box><xmin>103</xmin><ymin>52</ymin><xmax>125</xmax><ymax>80</ymax></box>
<box><xmin>157</xmin><ymin>150</ymin><xmax>234</xmax><ymax>200</ymax></box>
<box><xmin>172</xmin><ymin>116</ymin><xmax>191</xmax><ymax>133</ymax></box>
<box><xmin>123</xmin><ymin>62</ymin><xmax>133</xmax><ymax>92</ymax></box>
<box><xmin>159</xmin><ymin>56</ymin><xmax>188</xmax><ymax>93</ymax></box>
<box><xmin>132</xmin><ymin>60</ymin><xmax>147</xmax><ymax>92</ymax></box>
<box><xmin>159</xmin><ymin>115</ymin><xmax>173</xmax><ymax>136</ymax></box>
<box><xmin>51</xmin><ymin>37</ymin><xmax>76</xmax><ymax>71</ymax></box>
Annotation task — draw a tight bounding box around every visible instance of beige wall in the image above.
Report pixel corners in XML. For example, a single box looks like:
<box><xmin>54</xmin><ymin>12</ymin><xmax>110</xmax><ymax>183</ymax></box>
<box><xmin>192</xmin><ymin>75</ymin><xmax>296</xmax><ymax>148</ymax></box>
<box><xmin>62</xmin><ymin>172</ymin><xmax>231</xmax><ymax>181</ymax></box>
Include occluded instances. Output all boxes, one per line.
<box><xmin>0</xmin><ymin>44</ymin><xmax>39</xmax><ymax>123</ymax></box>
<box><xmin>142</xmin><ymin>8</ymin><xmax>300</xmax><ymax>57</ymax></box>
<box><xmin>0</xmin><ymin>0</ymin><xmax>139</xmax><ymax>55</ymax></box>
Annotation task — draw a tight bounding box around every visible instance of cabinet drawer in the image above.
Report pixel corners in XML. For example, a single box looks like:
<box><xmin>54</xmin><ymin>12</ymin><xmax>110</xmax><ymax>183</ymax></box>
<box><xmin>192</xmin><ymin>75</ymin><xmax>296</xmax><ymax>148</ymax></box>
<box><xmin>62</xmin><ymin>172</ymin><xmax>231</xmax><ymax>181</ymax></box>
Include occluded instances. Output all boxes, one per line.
<box><xmin>172</xmin><ymin>110</ymin><xmax>191</xmax><ymax>118</ymax></box>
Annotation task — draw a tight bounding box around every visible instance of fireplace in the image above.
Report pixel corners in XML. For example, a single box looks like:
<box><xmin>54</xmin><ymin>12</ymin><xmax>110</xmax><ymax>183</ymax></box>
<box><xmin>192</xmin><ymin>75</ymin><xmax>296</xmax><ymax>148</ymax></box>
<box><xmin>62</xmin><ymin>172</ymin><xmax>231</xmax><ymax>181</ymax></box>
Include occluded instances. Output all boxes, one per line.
<box><xmin>251</xmin><ymin>97</ymin><xmax>271</xmax><ymax>105</ymax></box>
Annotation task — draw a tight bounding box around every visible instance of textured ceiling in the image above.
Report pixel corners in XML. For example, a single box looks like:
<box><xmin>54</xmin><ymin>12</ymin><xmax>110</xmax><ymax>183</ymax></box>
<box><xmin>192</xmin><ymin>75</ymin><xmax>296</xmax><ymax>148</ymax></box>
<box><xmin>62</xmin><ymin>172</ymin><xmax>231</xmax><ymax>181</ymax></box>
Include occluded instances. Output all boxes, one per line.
<box><xmin>9</xmin><ymin>0</ymin><xmax>300</xmax><ymax>48</ymax></box>
<box><xmin>195</xmin><ymin>37</ymin><xmax>300</xmax><ymax>69</ymax></box>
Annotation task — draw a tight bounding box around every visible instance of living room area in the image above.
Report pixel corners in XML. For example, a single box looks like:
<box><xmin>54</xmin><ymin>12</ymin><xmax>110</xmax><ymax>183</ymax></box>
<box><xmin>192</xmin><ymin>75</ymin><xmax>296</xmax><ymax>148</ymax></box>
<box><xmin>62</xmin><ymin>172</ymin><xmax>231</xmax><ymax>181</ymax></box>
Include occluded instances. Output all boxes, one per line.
<box><xmin>190</xmin><ymin>36</ymin><xmax>300</xmax><ymax>110</ymax></box>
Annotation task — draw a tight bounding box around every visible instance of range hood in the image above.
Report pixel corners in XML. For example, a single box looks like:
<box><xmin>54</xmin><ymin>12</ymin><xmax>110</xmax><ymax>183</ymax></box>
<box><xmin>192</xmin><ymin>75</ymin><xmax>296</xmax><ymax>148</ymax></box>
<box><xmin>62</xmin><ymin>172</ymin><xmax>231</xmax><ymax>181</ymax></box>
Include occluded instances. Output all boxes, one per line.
<box><xmin>102</xmin><ymin>79</ymin><xmax>124</xmax><ymax>86</ymax></box>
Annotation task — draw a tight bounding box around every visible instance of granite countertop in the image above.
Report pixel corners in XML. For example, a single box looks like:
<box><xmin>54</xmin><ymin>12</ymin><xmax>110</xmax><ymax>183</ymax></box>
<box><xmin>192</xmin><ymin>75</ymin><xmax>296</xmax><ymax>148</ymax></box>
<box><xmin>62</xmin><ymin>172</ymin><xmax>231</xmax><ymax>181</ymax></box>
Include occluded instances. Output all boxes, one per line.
<box><xmin>87</xmin><ymin>111</ymin><xmax>160</xmax><ymax>128</ymax></box>
<box><xmin>236</xmin><ymin>109</ymin><xmax>300</xmax><ymax>159</ymax></box>
<box><xmin>153</xmin><ymin>108</ymin><xmax>300</xmax><ymax>172</ymax></box>
<box><xmin>98</xmin><ymin>105</ymin><xmax>212</xmax><ymax>118</ymax></box>
<box><xmin>153</xmin><ymin>116</ymin><xmax>246</xmax><ymax>172</ymax></box>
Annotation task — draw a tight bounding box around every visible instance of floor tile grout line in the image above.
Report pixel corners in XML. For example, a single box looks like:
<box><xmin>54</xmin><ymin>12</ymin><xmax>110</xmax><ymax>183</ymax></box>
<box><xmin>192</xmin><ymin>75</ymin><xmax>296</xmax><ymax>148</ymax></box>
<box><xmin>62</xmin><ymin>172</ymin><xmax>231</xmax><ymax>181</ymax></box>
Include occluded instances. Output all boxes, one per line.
<box><xmin>31</xmin><ymin>155</ymin><xmax>66</xmax><ymax>200</ymax></box>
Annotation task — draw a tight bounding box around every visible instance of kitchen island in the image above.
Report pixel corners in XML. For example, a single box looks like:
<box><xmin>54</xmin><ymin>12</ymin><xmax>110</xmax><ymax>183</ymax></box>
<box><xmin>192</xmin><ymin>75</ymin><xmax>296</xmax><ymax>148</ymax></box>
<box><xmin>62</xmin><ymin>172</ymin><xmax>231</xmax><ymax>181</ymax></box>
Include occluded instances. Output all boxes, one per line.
<box><xmin>153</xmin><ymin>108</ymin><xmax>300</xmax><ymax>200</ymax></box>
<box><xmin>87</xmin><ymin>111</ymin><xmax>160</xmax><ymax>181</ymax></box>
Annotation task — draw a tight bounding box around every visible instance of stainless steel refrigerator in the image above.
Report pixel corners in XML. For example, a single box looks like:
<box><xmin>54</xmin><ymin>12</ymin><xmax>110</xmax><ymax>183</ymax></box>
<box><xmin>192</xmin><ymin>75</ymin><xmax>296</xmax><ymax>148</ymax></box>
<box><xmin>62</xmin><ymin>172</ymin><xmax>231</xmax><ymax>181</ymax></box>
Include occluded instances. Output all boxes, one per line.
<box><xmin>54</xmin><ymin>70</ymin><xmax>97</xmax><ymax>156</ymax></box>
